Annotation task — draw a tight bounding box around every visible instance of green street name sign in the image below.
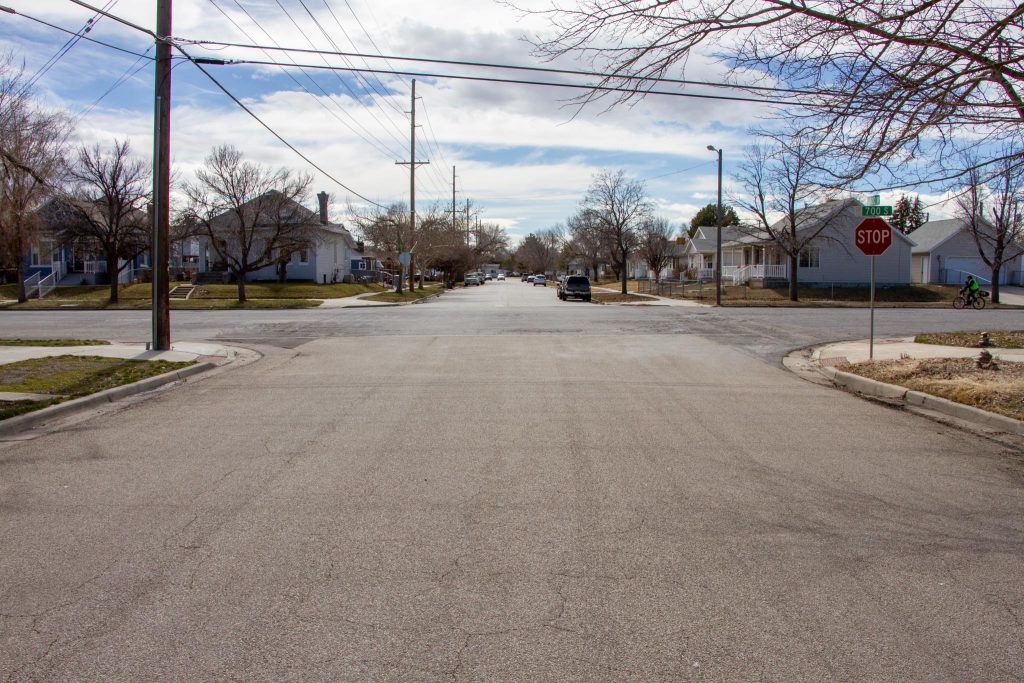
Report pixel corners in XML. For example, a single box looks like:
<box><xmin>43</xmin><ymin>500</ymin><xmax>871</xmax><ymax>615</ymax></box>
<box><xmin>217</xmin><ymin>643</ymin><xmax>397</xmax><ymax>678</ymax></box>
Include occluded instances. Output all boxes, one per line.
<box><xmin>861</xmin><ymin>205</ymin><xmax>893</xmax><ymax>217</ymax></box>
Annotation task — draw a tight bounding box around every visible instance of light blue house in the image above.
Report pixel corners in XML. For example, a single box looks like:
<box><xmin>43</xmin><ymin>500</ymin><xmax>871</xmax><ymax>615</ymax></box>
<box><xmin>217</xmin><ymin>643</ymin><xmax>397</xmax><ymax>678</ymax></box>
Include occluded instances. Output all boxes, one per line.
<box><xmin>194</xmin><ymin>191</ymin><xmax>366</xmax><ymax>284</ymax></box>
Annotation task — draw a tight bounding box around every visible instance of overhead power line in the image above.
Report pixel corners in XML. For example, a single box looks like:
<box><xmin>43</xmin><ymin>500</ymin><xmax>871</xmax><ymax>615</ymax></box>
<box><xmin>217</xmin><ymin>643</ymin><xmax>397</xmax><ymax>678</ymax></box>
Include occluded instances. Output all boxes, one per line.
<box><xmin>208</xmin><ymin>0</ymin><xmax>406</xmax><ymax>161</ymax></box>
<box><xmin>61</xmin><ymin>0</ymin><xmax>387</xmax><ymax>208</ymax></box>
<box><xmin>182</xmin><ymin>47</ymin><xmax>387</xmax><ymax>208</ymax></box>
<box><xmin>203</xmin><ymin>58</ymin><xmax>786</xmax><ymax>105</ymax></box>
<box><xmin>185</xmin><ymin>38</ymin><xmax>818</xmax><ymax>99</ymax></box>
<box><xmin>2</xmin><ymin>5</ymin><xmax>155</xmax><ymax>60</ymax></box>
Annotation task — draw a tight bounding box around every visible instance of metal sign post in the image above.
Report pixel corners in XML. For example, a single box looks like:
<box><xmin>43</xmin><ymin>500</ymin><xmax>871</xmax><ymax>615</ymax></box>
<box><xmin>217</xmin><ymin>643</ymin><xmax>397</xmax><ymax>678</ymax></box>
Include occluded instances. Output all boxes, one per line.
<box><xmin>870</xmin><ymin>256</ymin><xmax>876</xmax><ymax>360</ymax></box>
<box><xmin>855</xmin><ymin>217</ymin><xmax>893</xmax><ymax>362</ymax></box>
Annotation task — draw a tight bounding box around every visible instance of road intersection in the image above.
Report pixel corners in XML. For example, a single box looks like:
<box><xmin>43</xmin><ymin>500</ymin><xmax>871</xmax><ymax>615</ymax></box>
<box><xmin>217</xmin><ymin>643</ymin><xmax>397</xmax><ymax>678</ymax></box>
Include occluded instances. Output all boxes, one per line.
<box><xmin>1</xmin><ymin>282</ymin><xmax>1022</xmax><ymax>681</ymax></box>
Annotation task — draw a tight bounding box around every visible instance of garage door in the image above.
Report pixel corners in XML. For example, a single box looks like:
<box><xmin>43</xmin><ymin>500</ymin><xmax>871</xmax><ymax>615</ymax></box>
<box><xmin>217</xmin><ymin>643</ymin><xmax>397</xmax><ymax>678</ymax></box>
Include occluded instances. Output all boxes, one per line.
<box><xmin>943</xmin><ymin>257</ymin><xmax>998</xmax><ymax>285</ymax></box>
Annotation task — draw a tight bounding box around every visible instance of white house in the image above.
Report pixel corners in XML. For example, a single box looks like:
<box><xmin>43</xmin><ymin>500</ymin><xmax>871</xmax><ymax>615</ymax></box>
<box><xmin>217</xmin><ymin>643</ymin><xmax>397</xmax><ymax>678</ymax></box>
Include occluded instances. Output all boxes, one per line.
<box><xmin>910</xmin><ymin>218</ymin><xmax>1024</xmax><ymax>286</ymax></box>
<box><xmin>196</xmin><ymin>191</ymin><xmax>364</xmax><ymax>284</ymax></box>
<box><xmin>683</xmin><ymin>199</ymin><xmax>915</xmax><ymax>286</ymax></box>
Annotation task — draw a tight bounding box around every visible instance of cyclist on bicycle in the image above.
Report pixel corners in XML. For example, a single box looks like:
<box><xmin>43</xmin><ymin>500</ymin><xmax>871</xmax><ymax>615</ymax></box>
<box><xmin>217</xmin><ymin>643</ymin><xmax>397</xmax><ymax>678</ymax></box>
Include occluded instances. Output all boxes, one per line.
<box><xmin>961</xmin><ymin>275</ymin><xmax>980</xmax><ymax>305</ymax></box>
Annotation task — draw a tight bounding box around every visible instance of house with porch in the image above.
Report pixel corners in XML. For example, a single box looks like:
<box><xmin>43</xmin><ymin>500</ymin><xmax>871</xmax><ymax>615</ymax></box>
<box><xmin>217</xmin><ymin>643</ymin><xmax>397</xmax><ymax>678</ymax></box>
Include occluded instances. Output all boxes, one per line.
<box><xmin>682</xmin><ymin>198</ymin><xmax>915</xmax><ymax>286</ymax></box>
<box><xmin>195</xmin><ymin>191</ymin><xmax>366</xmax><ymax>284</ymax></box>
<box><xmin>21</xmin><ymin>198</ymin><xmax>154</xmax><ymax>296</ymax></box>
<box><xmin>910</xmin><ymin>218</ymin><xmax>1024</xmax><ymax>286</ymax></box>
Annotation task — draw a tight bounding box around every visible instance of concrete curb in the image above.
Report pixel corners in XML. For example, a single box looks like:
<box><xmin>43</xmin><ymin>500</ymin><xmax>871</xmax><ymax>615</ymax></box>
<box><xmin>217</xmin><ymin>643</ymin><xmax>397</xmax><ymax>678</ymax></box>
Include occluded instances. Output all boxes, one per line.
<box><xmin>0</xmin><ymin>361</ymin><xmax>215</xmax><ymax>437</ymax></box>
<box><xmin>411</xmin><ymin>291</ymin><xmax>444</xmax><ymax>304</ymax></box>
<box><xmin>818</xmin><ymin>365</ymin><xmax>1024</xmax><ymax>436</ymax></box>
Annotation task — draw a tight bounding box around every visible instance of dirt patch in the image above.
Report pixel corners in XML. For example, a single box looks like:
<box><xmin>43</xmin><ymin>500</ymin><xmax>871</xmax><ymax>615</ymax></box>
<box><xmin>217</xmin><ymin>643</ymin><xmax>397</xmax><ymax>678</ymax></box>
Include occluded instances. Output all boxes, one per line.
<box><xmin>592</xmin><ymin>292</ymin><xmax>657</xmax><ymax>303</ymax></box>
<box><xmin>843</xmin><ymin>357</ymin><xmax>1024</xmax><ymax>421</ymax></box>
<box><xmin>915</xmin><ymin>330</ymin><xmax>1024</xmax><ymax>349</ymax></box>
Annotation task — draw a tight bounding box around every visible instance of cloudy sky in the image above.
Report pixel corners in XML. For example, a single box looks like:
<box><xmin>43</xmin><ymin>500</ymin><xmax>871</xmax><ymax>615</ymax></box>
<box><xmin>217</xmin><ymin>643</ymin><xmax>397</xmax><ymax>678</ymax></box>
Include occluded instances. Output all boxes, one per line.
<box><xmin>1</xmin><ymin>0</ymin><xmax>956</xmax><ymax>242</ymax></box>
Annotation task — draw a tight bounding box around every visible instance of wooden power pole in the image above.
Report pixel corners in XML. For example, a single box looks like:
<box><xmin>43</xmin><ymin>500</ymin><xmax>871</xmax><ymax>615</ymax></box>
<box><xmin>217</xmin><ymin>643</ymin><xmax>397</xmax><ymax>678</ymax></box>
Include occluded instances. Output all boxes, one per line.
<box><xmin>152</xmin><ymin>0</ymin><xmax>172</xmax><ymax>349</ymax></box>
<box><xmin>395</xmin><ymin>79</ymin><xmax>428</xmax><ymax>293</ymax></box>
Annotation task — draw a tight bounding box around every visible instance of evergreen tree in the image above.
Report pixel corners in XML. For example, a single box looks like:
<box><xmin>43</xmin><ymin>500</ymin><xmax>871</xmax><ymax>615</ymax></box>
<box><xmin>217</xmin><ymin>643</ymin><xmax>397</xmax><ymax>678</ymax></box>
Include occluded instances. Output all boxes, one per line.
<box><xmin>890</xmin><ymin>195</ymin><xmax>913</xmax><ymax>234</ymax></box>
<box><xmin>688</xmin><ymin>203</ymin><xmax>739</xmax><ymax>237</ymax></box>
<box><xmin>908</xmin><ymin>196</ymin><xmax>927</xmax><ymax>233</ymax></box>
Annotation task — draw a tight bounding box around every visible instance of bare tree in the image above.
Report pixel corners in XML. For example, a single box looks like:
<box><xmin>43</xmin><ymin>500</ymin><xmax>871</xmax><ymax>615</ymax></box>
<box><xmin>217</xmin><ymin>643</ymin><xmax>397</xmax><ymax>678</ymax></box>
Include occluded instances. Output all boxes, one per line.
<box><xmin>956</xmin><ymin>156</ymin><xmax>1024</xmax><ymax>304</ymax></box>
<box><xmin>180</xmin><ymin>145</ymin><xmax>315</xmax><ymax>302</ymax></box>
<box><xmin>472</xmin><ymin>221</ymin><xmax>512</xmax><ymax>265</ymax></box>
<box><xmin>0</xmin><ymin>53</ymin><xmax>70</xmax><ymax>302</ymax></box>
<box><xmin>637</xmin><ymin>215</ymin><xmax>674</xmax><ymax>282</ymax></box>
<box><xmin>566</xmin><ymin>208</ymin><xmax>608</xmax><ymax>278</ymax></box>
<box><xmin>57</xmin><ymin>140</ymin><xmax>150</xmax><ymax>303</ymax></box>
<box><xmin>733</xmin><ymin>134</ymin><xmax>844</xmax><ymax>301</ymax></box>
<box><xmin>352</xmin><ymin>202</ymin><xmax>413</xmax><ymax>293</ymax></box>
<box><xmin>515</xmin><ymin>226</ymin><xmax>563</xmax><ymax>275</ymax></box>
<box><xmin>523</xmin><ymin>0</ymin><xmax>1024</xmax><ymax>185</ymax></box>
<box><xmin>580</xmin><ymin>170</ymin><xmax>650</xmax><ymax>294</ymax></box>
<box><xmin>409</xmin><ymin>203</ymin><xmax>464</xmax><ymax>289</ymax></box>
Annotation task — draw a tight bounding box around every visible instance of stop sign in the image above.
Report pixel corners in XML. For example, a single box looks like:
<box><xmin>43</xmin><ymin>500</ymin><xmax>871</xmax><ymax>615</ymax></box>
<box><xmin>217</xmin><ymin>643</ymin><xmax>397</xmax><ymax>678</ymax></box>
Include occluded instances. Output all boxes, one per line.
<box><xmin>855</xmin><ymin>217</ymin><xmax>892</xmax><ymax>256</ymax></box>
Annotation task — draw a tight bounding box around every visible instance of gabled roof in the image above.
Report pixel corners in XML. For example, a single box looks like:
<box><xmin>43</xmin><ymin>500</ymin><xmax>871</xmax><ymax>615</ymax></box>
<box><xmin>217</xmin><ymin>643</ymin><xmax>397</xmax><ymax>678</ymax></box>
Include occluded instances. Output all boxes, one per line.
<box><xmin>37</xmin><ymin>196</ymin><xmax>147</xmax><ymax>230</ymax></box>
<box><xmin>208</xmin><ymin>190</ymin><xmax>318</xmax><ymax>231</ymax></box>
<box><xmin>206</xmin><ymin>190</ymin><xmax>359</xmax><ymax>249</ymax></box>
<box><xmin>909</xmin><ymin>218</ymin><xmax>967</xmax><ymax>254</ymax></box>
<box><xmin>686</xmin><ymin>225</ymin><xmax>745</xmax><ymax>253</ymax></box>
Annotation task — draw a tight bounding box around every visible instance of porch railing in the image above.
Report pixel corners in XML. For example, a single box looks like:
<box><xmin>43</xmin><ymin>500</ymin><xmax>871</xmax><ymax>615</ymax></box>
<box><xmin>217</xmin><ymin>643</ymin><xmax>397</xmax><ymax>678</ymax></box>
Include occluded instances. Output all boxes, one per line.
<box><xmin>23</xmin><ymin>272</ymin><xmax>41</xmax><ymax>298</ymax></box>
<box><xmin>699</xmin><ymin>264</ymin><xmax>788</xmax><ymax>284</ymax></box>
<box><xmin>38</xmin><ymin>271</ymin><xmax>58</xmax><ymax>298</ymax></box>
<box><xmin>84</xmin><ymin>260</ymin><xmax>107</xmax><ymax>274</ymax></box>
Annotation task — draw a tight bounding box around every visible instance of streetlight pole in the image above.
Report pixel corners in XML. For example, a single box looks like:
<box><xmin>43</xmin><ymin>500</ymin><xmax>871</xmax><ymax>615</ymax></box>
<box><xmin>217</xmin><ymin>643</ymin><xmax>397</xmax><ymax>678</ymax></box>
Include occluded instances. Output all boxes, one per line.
<box><xmin>707</xmin><ymin>145</ymin><xmax>723</xmax><ymax>306</ymax></box>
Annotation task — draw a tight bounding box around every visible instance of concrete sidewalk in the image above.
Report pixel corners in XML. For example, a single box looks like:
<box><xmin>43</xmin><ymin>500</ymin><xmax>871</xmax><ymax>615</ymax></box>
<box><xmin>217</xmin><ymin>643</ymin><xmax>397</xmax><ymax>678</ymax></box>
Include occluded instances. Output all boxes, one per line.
<box><xmin>591</xmin><ymin>285</ymin><xmax>707</xmax><ymax>307</ymax></box>
<box><xmin>814</xmin><ymin>336</ymin><xmax>1024</xmax><ymax>365</ymax></box>
<box><xmin>0</xmin><ymin>340</ymin><xmax>244</xmax><ymax>435</ymax></box>
<box><xmin>805</xmin><ymin>336</ymin><xmax>1024</xmax><ymax>436</ymax></box>
<box><xmin>0</xmin><ymin>341</ymin><xmax>235</xmax><ymax>368</ymax></box>
<box><xmin>997</xmin><ymin>285</ymin><xmax>1024</xmax><ymax>306</ymax></box>
<box><xmin>316</xmin><ymin>292</ymin><xmax>400</xmax><ymax>308</ymax></box>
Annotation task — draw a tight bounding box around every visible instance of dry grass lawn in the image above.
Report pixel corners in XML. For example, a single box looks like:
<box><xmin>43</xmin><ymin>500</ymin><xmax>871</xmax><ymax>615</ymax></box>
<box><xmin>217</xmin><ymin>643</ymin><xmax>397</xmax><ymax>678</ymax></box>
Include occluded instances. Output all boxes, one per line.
<box><xmin>915</xmin><ymin>330</ymin><xmax>1024</xmax><ymax>349</ymax></box>
<box><xmin>844</xmin><ymin>357</ymin><xmax>1024</xmax><ymax>421</ymax></box>
<box><xmin>592</xmin><ymin>292</ymin><xmax>657</xmax><ymax>304</ymax></box>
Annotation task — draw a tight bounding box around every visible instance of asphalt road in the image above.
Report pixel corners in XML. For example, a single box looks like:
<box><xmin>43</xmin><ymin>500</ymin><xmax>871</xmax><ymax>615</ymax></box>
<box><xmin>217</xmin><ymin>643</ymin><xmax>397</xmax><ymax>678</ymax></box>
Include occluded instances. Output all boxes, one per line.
<box><xmin>1</xmin><ymin>282</ymin><xmax>1023</xmax><ymax>681</ymax></box>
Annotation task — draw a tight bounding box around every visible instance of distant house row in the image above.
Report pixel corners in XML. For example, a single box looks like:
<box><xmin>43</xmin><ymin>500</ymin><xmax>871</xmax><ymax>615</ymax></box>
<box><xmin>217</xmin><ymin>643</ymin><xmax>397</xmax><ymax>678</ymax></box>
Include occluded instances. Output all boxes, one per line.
<box><xmin>18</xmin><ymin>191</ymin><xmax>385</xmax><ymax>288</ymax></box>
<box><xmin>632</xmin><ymin>198</ymin><xmax>1023</xmax><ymax>287</ymax></box>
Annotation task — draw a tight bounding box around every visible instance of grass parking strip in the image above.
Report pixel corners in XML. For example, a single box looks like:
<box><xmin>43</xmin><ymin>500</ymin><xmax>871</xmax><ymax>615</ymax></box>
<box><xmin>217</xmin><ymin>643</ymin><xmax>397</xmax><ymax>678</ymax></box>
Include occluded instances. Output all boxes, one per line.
<box><xmin>363</xmin><ymin>288</ymin><xmax>442</xmax><ymax>303</ymax></box>
<box><xmin>0</xmin><ymin>339</ymin><xmax>110</xmax><ymax>346</ymax></box>
<box><xmin>915</xmin><ymin>330</ymin><xmax>1024</xmax><ymax>349</ymax></box>
<box><xmin>0</xmin><ymin>355</ymin><xmax>195</xmax><ymax>421</ymax></box>
<box><xmin>841</xmin><ymin>357</ymin><xmax>1024</xmax><ymax>422</ymax></box>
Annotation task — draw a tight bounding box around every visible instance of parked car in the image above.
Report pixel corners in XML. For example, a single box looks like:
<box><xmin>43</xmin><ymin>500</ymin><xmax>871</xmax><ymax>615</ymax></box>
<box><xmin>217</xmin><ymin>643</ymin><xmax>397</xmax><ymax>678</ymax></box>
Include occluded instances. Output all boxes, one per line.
<box><xmin>485</xmin><ymin>274</ymin><xmax>493</xmax><ymax>281</ymax></box>
<box><xmin>526</xmin><ymin>275</ymin><xmax>535</xmax><ymax>282</ymax></box>
<box><xmin>533</xmin><ymin>275</ymin><xmax>547</xmax><ymax>286</ymax></box>
<box><xmin>558</xmin><ymin>275</ymin><xmax>591</xmax><ymax>301</ymax></box>
<box><xmin>497</xmin><ymin>273</ymin><xmax>506</xmax><ymax>281</ymax></box>
<box><xmin>464</xmin><ymin>275</ymin><xmax>480</xmax><ymax>286</ymax></box>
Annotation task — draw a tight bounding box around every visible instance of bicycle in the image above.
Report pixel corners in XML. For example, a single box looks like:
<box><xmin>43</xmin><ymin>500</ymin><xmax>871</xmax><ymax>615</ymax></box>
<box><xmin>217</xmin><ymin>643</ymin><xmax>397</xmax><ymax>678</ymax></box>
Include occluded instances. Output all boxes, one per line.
<box><xmin>953</xmin><ymin>289</ymin><xmax>988</xmax><ymax>310</ymax></box>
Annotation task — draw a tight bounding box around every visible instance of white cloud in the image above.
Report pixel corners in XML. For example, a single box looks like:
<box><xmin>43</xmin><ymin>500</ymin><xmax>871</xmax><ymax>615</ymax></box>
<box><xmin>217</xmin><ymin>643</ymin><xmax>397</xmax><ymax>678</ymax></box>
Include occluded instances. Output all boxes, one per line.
<box><xmin>3</xmin><ymin>0</ymin><xmax>767</xmax><ymax>236</ymax></box>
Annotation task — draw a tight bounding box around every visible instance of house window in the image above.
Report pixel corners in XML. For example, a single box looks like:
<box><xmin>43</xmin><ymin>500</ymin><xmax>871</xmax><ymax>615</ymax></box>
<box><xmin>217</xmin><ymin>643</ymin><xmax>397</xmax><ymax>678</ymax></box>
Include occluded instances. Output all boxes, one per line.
<box><xmin>299</xmin><ymin>249</ymin><xmax>309</xmax><ymax>264</ymax></box>
<box><xmin>798</xmin><ymin>247</ymin><xmax>820</xmax><ymax>268</ymax></box>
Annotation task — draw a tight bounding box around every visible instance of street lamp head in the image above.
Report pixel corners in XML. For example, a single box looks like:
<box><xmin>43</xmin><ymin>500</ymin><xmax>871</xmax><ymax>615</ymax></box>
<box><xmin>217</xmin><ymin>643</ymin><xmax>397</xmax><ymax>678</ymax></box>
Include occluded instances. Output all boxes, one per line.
<box><xmin>706</xmin><ymin>145</ymin><xmax>717</xmax><ymax>152</ymax></box>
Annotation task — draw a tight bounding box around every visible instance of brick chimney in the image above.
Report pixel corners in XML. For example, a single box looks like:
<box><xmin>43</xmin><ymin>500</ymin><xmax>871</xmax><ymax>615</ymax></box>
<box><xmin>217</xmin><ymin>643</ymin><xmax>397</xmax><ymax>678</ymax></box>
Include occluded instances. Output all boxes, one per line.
<box><xmin>317</xmin><ymin>191</ymin><xmax>329</xmax><ymax>225</ymax></box>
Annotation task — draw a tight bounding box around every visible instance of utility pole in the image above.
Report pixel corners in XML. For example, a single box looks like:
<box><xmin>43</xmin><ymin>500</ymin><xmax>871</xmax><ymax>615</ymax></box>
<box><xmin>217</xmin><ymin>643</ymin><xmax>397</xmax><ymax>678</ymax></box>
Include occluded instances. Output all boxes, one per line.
<box><xmin>452</xmin><ymin>165</ymin><xmax>457</xmax><ymax>232</ymax></box>
<box><xmin>395</xmin><ymin>79</ymin><xmax>428</xmax><ymax>293</ymax></box>
<box><xmin>152</xmin><ymin>0</ymin><xmax>172</xmax><ymax>349</ymax></box>
<box><xmin>465</xmin><ymin>199</ymin><xmax>471</xmax><ymax>246</ymax></box>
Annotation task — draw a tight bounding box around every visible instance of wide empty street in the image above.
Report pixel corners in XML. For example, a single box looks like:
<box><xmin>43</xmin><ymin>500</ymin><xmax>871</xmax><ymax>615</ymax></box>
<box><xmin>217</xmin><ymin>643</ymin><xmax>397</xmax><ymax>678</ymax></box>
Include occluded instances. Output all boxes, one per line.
<box><xmin>1</xmin><ymin>282</ymin><xmax>1023</xmax><ymax>681</ymax></box>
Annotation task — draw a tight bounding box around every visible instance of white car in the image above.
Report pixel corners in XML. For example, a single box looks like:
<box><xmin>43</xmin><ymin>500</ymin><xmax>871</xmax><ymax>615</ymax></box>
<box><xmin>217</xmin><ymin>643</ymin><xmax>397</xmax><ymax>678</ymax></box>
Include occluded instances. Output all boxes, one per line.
<box><xmin>497</xmin><ymin>273</ymin><xmax>506</xmax><ymax>281</ymax></box>
<box><xmin>533</xmin><ymin>275</ymin><xmax>547</xmax><ymax>286</ymax></box>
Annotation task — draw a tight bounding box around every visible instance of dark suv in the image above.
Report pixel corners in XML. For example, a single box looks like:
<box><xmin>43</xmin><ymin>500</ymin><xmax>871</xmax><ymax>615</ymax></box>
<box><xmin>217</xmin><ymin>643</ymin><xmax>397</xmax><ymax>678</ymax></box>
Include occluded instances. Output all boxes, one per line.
<box><xmin>558</xmin><ymin>275</ymin><xmax>592</xmax><ymax>302</ymax></box>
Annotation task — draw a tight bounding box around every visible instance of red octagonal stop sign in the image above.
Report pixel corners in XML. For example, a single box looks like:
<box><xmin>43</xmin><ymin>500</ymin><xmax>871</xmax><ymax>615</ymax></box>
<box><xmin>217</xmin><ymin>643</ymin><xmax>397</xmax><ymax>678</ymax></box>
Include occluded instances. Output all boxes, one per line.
<box><xmin>855</xmin><ymin>217</ymin><xmax>892</xmax><ymax>256</ymax></box>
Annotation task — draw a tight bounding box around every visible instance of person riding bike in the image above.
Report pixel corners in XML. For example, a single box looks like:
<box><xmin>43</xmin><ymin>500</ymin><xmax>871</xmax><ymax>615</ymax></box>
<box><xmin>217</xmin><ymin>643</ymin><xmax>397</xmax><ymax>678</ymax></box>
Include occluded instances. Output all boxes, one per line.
<box><xmin>961</xmin><ymin>275</ymin><xmax>981</xmax><ymax>305</ymax></box>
